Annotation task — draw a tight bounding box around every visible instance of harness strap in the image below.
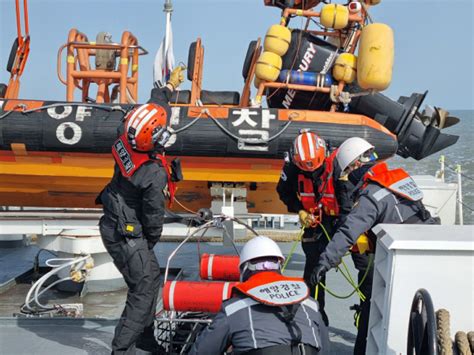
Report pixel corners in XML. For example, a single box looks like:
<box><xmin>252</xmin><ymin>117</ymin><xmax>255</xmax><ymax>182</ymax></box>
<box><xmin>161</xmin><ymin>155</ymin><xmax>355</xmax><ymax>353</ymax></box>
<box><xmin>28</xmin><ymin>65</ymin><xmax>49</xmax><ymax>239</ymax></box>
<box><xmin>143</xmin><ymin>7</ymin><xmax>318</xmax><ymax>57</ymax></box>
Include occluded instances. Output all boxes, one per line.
<box><xmin>403</xmin><ymin>201</ymin><xmax>433</xmax><ymax>224</ymax></box>
<box><xmin>154</xmin><ymin>154</ymin><xmax>176</xmax><ymax>207</ymax></box>
<box><xmin>276</xmin><ymin>304</ymin><xmax>303</xmax><ymax>346</ymax></box>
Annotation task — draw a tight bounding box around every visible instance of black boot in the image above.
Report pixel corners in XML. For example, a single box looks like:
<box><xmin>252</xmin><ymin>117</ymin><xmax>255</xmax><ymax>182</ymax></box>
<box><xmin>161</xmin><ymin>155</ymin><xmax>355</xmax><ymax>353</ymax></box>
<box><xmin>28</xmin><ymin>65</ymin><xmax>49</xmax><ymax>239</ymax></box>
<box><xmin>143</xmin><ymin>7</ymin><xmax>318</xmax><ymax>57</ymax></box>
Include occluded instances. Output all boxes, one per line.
<box><xmin>136</xmin><ymin>326</ymin><xmax>166</xmax><ymax>354</ymax></box>
<box><xmin>136</xmin><ymin>337</ymin><xmax>166</xmax><ymax>354</ymax></box>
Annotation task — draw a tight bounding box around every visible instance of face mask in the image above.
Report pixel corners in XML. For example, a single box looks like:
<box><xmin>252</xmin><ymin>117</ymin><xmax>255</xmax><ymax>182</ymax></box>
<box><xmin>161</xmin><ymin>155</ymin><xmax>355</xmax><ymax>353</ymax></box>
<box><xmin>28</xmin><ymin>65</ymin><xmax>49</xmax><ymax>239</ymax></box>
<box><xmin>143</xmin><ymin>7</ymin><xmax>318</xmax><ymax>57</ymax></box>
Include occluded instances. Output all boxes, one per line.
<box><xmin>240</xmin><ymin>260</ymin><xmax>281</xmax><ymax>281</ymax></box>
<box><xmin>348</xmin><ymin>163</ymin><xmax>375</xmax><ymax>185</ymax></box>
<box><xmin>311</xmin><ymin>163</ymin><xmax>326</xmax><ymax>180</ymax></box>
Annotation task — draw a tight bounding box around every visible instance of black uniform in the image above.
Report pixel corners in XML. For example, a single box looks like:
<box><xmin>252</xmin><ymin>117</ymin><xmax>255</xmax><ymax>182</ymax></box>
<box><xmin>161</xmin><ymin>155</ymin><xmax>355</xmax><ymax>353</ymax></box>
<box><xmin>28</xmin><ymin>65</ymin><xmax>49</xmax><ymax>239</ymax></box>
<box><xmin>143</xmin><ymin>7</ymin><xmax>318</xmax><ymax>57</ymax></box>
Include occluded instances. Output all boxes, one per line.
<box><xmin>189</xmin><ymin>285</ymin><xmax>329</xmax><ymax>354</ymax></box>
<box><xmin>318</xmin><ymin>173</ymin><xmax>440</xmax><ymax>355</ymax></box>
<box><xmin>98</xmin><ymin>162</ymin><xmax>167</xmax><ymax>354</ymax></box>
<box><xmin>276</xmin><ymin>161</ymin><xmax>371</xmax><ymax>327</ymax></box>
<box><xmin>97</xmin><ymin>87</ymin><xmax>172</xmax><ymax>354</ymax></box>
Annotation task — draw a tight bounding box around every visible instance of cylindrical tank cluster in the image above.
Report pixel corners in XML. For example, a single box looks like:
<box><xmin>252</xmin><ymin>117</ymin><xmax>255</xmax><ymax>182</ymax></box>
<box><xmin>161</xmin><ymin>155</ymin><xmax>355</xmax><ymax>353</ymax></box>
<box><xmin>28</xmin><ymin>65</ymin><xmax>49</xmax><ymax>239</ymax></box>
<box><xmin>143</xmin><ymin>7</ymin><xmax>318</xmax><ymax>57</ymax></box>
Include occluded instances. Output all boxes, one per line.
<box><xmin>278</xmin><ymin>70</ymin><xmax>333</xmax><ymax>87</ymax></box>
<box><xmin>333</xmin><ymin>52</ymin><xmax>357</xmax><ymax>84</ymax></box>
<box><xmin>320</xmin><ymin>4</ymin><xmax>350</xmax><ymax>30</ymax></box>
<box><xmin>255</xmin><ymin>25</ymin><xmax>292</xmax><ymax>84</ymax></box>
<box><xmin>318</xmin><ymin>1</ymin><xmax>393</xmax><ymax>90</ymax></box>
<box><xmin>256</xmin><ymin>1</ymin><xmax>393</xmax><ymax>97</ymax></box>
<box><xmin>162</xmin><ymin>254</ymin><xmax>241</xmax><ymax>313</ymax></box>
<box><xmin>357</xmin><ymin>23</ymin><xmax>394</xmax><ymax>91</ymax></box>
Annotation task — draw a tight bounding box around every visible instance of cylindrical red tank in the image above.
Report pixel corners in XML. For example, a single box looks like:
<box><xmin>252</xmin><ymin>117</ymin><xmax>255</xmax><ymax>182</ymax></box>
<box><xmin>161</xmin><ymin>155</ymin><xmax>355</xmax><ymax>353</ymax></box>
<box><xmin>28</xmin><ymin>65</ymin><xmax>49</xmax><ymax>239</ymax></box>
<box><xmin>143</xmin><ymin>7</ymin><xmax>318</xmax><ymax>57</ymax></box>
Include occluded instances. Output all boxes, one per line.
<box><xmin>163</xmin><ymin>280</ymin><xmax>238</xmax><ymax>313</ymax></box>
<box><xmin>199</xmin><ymin>253</ymin><xmax>240</xmax><ymax>281</ymax></box>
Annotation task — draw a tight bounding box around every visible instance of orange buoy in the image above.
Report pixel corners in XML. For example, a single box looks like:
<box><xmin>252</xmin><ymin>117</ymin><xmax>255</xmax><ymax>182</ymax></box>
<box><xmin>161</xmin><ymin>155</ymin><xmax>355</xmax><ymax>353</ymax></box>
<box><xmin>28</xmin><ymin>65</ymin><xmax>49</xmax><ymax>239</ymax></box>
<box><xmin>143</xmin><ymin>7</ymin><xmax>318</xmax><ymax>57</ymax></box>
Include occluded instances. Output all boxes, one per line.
<box><xmin>163</xmin><ymin>280</ymin><xmax>238</xmax><ymax>313</ymax></box>
<box><xmin>200</xmin><ymin>253</ymin><xmax>241</xmax><ymax>281</ymax></box>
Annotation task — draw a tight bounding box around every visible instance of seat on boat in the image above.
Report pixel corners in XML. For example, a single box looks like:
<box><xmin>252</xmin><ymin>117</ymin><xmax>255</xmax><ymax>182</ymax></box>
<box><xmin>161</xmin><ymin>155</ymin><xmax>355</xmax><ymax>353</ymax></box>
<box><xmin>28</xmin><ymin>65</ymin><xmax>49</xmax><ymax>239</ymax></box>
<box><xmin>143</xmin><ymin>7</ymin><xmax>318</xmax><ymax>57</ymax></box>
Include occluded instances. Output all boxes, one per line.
<box><xmin>170</xmin><ymin>90</ymin><xmax>191</xmax><ymax>104</ymax></box>
<box><xmin>169</xmin><ymin>40</ymin><xmax>241</xmax><ymax>106</ymax></box>
<box><xmin>201</xmin><ymin>90</ymin><xmax>240</xmax><ymax>105</ymax></box>
<box><xmin>170</xmin><ymin>89</ymin><xmax>241</xmax><ymax>106</ymax></box>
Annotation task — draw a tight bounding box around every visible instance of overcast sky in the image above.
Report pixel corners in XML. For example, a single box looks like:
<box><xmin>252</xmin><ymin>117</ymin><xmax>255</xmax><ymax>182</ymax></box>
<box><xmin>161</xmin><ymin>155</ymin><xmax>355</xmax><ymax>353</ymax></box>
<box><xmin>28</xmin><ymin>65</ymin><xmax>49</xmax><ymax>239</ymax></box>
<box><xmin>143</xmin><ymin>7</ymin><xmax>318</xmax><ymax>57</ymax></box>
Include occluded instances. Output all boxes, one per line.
<box><xmin>1</xmin><ymin>0</ymin><xmax>473</xmax><ymax>109</ymax></box>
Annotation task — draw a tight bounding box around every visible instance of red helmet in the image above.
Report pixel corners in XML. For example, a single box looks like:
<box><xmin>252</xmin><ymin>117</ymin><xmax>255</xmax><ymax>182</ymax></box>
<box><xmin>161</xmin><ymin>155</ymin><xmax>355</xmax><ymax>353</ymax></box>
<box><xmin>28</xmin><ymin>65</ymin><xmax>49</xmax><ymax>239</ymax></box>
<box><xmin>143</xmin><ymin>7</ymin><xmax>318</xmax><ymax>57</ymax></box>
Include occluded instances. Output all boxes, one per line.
<box><xmin>124</xmin><ymin>103</ymin><xmax>169</xmax><ymax>152</ymax></box>
<box><xmin>292</xmin><ymin>131</ymin><xmax>326</xmax><ymax>172</ymax></box>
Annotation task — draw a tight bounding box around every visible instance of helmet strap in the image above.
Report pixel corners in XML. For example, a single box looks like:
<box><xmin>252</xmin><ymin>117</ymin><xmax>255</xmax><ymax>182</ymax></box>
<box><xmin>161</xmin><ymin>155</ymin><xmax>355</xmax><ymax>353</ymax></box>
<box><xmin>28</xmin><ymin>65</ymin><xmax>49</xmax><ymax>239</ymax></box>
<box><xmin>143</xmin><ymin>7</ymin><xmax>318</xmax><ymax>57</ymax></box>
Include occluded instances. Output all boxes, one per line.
<box><xmin>152</xmin><ymin>126</ymin><xmax>171</xmax><ymax>148</ymax></box>
<box><xmin>127</xmin><ymin>127</ymin><xmax>137</xmax><ymax>150</ymax></box>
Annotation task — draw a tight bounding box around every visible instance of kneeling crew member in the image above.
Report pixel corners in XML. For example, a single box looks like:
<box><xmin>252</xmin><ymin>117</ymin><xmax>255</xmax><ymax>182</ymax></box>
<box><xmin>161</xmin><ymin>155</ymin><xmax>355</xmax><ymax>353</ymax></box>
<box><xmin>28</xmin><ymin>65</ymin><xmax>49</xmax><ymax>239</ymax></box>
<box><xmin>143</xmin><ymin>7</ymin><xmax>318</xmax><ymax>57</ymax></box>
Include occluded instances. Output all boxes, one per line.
<box><xmin>312</xmin><ymin>137</ymin><xmax>440</xmax><ymax>355</ymax></box>
<box><xmin>190</xmin><ymin>236</ymin><xmax>329</xmax><ymax>354</ymax></box>
<box><xmin>277</xmin><ymin>131</ymin><xmax>369</xmax><ymax>326</ymax></box>
<box><xmin>97</xmin><ymin>67</ymin><xmax>184</xmax><ymax>354</ymax></box>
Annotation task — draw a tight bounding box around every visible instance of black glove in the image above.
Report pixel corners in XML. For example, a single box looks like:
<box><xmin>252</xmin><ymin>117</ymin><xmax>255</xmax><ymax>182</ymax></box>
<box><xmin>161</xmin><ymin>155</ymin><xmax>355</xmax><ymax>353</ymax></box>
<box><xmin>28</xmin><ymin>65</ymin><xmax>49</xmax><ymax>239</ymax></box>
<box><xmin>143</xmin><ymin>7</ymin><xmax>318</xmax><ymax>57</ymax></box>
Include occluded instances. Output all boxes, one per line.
<box><xmin>191</xmin><ymin>208</ymin><xmax>213</xmax><ymax>226</ymax></box>
<box><xmin>310</xmin><ymin>264</ymin><xmax>328</xmax><ymax>286</ymax></box>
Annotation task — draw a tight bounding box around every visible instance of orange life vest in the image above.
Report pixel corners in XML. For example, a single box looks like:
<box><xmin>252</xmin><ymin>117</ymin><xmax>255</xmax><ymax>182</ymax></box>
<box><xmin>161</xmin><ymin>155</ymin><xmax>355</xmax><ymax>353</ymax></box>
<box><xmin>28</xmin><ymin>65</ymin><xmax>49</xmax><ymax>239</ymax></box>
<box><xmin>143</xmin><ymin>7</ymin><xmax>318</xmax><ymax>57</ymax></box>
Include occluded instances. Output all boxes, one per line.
<box><xmin>112</xmin><ymin>134</ymin><xmax>176</xmax><ymax>206</ymax></box>
<box><xmin>233</xmin><ymin>271</ymin><xmax>309</xmax><ymax>306</ymax></box>
<box><xmin>363</xmin><ymin>162</ymin><xmax>423</xmax><ymax>202</ymax></box>
<box><xmin>297</xmin><ymin>151</ymin><xmax>340</xmax><ymax>216</ymax></box>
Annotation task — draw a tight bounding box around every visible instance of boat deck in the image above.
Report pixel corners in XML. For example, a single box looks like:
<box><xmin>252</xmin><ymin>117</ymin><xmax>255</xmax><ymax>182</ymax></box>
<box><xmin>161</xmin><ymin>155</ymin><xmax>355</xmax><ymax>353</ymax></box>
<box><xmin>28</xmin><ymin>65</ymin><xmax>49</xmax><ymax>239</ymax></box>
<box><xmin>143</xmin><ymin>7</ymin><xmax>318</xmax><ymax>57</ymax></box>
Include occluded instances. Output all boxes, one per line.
<box><xmin>0</xmin><ymin>241</ymin><xmax>359</xmax><ymax>354</ymax></box>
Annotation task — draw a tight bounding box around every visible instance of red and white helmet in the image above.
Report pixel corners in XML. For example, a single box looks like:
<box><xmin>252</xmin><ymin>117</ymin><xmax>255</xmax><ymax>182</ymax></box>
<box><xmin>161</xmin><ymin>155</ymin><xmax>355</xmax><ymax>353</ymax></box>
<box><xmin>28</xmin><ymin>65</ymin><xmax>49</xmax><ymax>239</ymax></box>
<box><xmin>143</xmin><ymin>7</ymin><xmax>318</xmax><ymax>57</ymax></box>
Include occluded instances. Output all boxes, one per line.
<box><xmin>291</xmin><ymin>131</ymin><xmax>326</xmax><ymax>172</ymax></box>
<box><xmin>124</xmin><ymin>103</ymin><xmax>169</xmax><ymax>152</ymax></box>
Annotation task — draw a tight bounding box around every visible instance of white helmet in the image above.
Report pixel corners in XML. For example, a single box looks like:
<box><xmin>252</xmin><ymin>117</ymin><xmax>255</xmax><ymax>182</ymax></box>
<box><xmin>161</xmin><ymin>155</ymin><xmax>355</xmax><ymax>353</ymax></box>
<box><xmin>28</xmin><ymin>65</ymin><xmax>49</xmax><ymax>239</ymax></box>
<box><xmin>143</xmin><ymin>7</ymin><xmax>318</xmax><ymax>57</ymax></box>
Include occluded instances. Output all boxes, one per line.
<box><xmin>336</xmin><ymin>137</ymin><xmax>375</xmax><ymax>177</ymax></box>
<box><xmin>239</xmin><ymin>236</ymin><xmax>285</xmax><ymax>269</ymax></box>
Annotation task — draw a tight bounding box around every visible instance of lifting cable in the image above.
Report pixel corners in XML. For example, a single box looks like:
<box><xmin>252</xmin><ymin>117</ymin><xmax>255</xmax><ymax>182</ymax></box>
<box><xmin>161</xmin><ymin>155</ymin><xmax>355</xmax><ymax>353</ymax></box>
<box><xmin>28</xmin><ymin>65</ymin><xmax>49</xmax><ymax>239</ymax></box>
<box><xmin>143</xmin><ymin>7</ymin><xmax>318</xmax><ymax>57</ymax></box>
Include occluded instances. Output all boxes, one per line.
<box><xmin>281</xmin><ymin>223</ymin><xmax>373</xmax><ymax>303</ymax></box>
<box><xmin>317</xmin><ymin>223</ymin><xmax>371</xmax><ymax>302</ymax></box>
<box><xmin>166</xmin><ymin>105</ymin><xmax>295</xmax><ymax>145</ymax></box>
<box><xmin>172</xmin><ymin>195</ymin><xmax>374</xmax><ymax>303</ymax></box>
<box><xmin>202</xmin><ymin>107</ymin><xmax>294</xmax><ymax>145</ymax></box>
<box><xmin>173</xmin><ymin>195</ymin><xmax>198</xmax><ymax>215</ymax></box>
<box><xmin>281</xmin><ymin>227</ymin><xmax>305</xmax><ymax>272</ymax></box>
<box><xmin>170</xmin><ymin>114</ymin><xmax>202</xmax><ymax>134</ymax></box>
<box><xmin>446</xmin><ymin>164</ymin><xmax>474</xmax><ymax>182</ymax></box>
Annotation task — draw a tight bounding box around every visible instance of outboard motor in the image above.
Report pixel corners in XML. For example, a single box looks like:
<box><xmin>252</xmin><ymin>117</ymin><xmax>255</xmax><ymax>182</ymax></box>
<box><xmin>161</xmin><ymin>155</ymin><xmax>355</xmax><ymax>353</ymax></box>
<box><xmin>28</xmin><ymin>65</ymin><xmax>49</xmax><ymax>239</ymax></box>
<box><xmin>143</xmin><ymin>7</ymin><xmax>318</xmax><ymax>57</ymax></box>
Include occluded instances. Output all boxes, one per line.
<box><xmin>349</xmin><ymin>91</ymin><xmax>460</xmax><ymax>160</ymax></box>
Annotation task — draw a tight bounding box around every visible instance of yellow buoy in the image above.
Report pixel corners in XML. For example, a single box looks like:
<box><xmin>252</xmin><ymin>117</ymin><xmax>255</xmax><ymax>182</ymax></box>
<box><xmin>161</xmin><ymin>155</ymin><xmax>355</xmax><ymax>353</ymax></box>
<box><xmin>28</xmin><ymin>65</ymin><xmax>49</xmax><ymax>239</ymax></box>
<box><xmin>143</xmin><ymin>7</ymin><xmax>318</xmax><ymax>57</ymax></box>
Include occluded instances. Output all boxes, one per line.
<box><xmin>264</xmin><ymin>25</ymin><xmax>292</xmax><ymax>57</ymax></box>
<box><xmin>256</xmin><ymin>51</ymin><xmax>282</xmax><ymax>82</ymax></box>
<box><xmin>357</xmin><ymin>23</ymin><xmax>394</xmax><ymax>91</ymax></box>
<box><xmin>320</xmin><ymin>4</ymin><xmax>349</xmax><ymax>30</ymax></box>
<box><xmin>333</xmin><ymin>53</ymin><xmax>357</xmax><ymax>84</ymax></box>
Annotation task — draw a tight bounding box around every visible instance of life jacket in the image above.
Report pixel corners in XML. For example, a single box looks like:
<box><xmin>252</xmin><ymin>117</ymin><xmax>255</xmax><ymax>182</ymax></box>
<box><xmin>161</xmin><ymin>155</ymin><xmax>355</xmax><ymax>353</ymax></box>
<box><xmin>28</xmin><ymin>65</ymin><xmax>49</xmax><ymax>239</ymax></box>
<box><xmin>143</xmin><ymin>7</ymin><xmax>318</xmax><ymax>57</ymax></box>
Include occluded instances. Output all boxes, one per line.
<box><xmin>233</xmin><ymin>271</ymin><xmax>309</xmax><ymax>306</ymax></box>
<box><xmin>363</xmin><ymin>162</ymin><xmax>423</xmax><ymax>202</ymax></box>
<box><xmin>234</xmin><ymin>272</ymin><xmax>316</xmax><ymax>353</ymax></box>
<box><xmin>297</xmin><ymin>151</ymin><xmax>340</xmax><ymax>216</ymax></box>
<box><xmin>111</xmin><ymin>134</ymin><xmax>176</xmax><ymax>206</ymax></box>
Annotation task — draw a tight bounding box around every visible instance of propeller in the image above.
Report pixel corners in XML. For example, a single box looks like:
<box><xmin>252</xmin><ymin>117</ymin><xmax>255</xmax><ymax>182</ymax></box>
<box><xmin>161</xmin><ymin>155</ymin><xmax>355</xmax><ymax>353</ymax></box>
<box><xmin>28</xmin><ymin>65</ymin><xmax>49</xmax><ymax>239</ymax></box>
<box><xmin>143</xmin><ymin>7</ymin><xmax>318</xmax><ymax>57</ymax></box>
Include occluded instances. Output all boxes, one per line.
<box><xmin>420</xmin><ymin>105</ymin><xmax>460</xmax><ymax>129</ymax></box>
<box><xmin>433</xmin><ymin>107</ymin><xmax>460</xmax><ymax>129</ymax></box>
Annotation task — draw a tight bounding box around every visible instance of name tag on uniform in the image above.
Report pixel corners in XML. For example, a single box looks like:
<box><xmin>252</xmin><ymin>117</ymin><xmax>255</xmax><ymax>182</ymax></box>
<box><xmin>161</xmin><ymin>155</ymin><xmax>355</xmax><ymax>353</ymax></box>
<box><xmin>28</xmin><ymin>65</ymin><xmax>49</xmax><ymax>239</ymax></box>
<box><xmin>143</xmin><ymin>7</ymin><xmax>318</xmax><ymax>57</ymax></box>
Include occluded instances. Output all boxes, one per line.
<box><xmin>114</xmin><ymin>139</ymin><xmax>134</xmax><ymax>174</ymax></box>
<box><xmin>390</xmin><ymin>177</ymin><xmax>423</xmax><ymax>201</ymax></box>
<box><xmin>246</xmin><ymin>280</ymin><xmax>308</xmax><ymax>306</ymax></box>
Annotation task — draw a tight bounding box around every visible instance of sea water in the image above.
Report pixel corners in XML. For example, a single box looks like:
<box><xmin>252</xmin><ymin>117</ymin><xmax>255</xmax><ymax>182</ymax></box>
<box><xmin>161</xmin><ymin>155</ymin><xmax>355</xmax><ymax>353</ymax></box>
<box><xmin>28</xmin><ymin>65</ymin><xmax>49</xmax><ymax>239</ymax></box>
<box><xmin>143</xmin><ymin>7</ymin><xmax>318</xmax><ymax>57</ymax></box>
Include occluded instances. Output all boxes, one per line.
<box><xmin>391</xmin><ymin>110</ymin><xmax>474</xmax><ymax>224</ymax></box>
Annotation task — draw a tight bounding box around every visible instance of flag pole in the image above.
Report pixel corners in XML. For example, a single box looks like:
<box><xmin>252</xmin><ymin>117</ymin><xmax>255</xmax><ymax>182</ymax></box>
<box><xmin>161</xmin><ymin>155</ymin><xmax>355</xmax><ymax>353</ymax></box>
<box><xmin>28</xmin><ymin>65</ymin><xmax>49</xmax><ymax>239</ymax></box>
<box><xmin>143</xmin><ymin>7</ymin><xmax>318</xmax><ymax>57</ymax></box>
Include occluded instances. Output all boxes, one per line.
<box><xmin>153</xmin><ymin>0</ymin><xmax>174</xmax><ymax>85</ymax></box>
<box><xmin>164</xmin><ymin>0</ymin><xmax>173</xmax><ymax>75</ymax></box>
